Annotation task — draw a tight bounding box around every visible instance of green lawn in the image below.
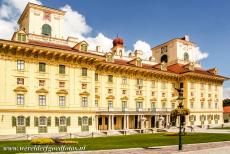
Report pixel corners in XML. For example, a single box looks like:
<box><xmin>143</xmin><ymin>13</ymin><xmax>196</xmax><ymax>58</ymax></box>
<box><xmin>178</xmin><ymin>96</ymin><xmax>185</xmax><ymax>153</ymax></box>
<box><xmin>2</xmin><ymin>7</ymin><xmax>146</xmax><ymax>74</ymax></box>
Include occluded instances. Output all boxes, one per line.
<box><xmin>0</xmin><ymin>133</ymin><xmax>230</xmax><ymax>153</ymax></box>
<box><xmin>210</xmin><ymin>127</ymin><xmax>230</xmax><ymax>129</ymax></box>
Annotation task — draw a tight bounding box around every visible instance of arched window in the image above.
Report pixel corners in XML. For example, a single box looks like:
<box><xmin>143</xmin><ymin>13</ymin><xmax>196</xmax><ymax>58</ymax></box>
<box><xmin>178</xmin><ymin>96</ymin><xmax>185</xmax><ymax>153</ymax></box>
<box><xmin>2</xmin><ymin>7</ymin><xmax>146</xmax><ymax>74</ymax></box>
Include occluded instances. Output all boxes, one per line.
<box><xmin>42</xmin><ymin>24</ymin><xmax>51</xmax><ymax>36</ymax></box>
<box><xmin>184</xmin><ymin>52</ymin><xmax>189</xmax><ymax>61</ymax></box>
<box><xmin>161</xmin><ymin>55</ymin><xmax>168</xmax><ymax>63</ymax></box>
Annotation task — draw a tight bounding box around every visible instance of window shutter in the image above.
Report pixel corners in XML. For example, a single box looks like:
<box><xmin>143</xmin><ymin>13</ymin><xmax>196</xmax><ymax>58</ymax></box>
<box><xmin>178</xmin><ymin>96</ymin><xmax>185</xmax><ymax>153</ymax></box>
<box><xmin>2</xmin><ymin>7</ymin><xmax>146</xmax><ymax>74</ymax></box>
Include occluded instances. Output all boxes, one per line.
<box><xmin>12</xmin><ymin>116</ymin><xmax>16</xmax><ymax>127</ymax></box>
<box><xmin>78</xmin><ymin>117</ymin><xmax>82</xmax><ymax>126</ymax></box>
<box><xmin>34</xmin><ymin>117</ymin><xmax>38</xmax><ymax>127</ymax></box>
<box><xmin>47</xmin><ymin>116</ymin><xmax>51</xmax><ymax>126</ymax></box>
<box><xmin>26</xmin><ymin>116</ymin><xmax>30</xmax><ymax>126</ymax></box>
<box><xmin>67</xmin><ymin>117</ymin><xmax>71</xmax><ymax>126</ymax></box>
<box><xmin>55</xmin><ymin>117</ymin><xmax>59</xmax><ymax>126</ymax></box>
<box><xmin>88</xmin><ymin>117</ymin><xmax>92</xmax><ymax>126</ymax></box>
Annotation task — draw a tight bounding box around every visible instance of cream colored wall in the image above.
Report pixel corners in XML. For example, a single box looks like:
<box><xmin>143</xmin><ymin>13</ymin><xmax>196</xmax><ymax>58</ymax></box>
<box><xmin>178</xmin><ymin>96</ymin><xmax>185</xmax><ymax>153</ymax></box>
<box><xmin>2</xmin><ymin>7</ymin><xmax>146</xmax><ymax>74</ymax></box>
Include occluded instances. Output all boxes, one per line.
<box><xmin>26</xmin><ymin>8</ymin><xmax>64</xmax><ymax>39</ymax></box>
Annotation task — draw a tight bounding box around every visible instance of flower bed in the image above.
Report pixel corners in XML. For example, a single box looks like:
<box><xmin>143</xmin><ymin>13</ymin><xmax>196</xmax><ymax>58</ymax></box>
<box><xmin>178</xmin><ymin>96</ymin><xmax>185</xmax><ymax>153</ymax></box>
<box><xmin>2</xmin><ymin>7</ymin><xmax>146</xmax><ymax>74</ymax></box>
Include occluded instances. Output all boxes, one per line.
<box><xmin>31</xmin><ymin>138</ymin><xmax>78</xmax><ymax>145</ymax></box>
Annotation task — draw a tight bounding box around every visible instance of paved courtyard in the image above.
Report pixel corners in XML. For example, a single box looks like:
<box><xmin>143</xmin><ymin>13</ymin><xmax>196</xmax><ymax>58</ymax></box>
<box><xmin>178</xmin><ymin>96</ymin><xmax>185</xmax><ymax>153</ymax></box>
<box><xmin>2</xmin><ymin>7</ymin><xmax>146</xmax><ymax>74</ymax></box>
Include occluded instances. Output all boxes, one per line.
<box><xmin>62</xmin><ymin>141</ymin><xmax>230</xmax><ymax>154</ymax></box>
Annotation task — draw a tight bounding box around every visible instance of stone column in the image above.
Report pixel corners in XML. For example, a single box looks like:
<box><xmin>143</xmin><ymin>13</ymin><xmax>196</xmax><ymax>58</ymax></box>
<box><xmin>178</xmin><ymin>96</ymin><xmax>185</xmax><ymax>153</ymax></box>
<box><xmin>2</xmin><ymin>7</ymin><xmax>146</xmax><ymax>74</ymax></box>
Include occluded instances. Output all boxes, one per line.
<box><xmin>126</xmin><ymin>115</ymin><xmax>129</xmax><ymax>129</ymax></box>
<box><xmin>154</xmin><ymin>115</ymin><xmax>157</xmax><ymax>128</ymax></box>
<box><xmin>123</xmin><ymin>115</ymin><xmax>127</xmax><ymax>129</ymax></box>
<box><xmin>111</xmin><ymin>115</ymin><xmax>114</xmax><ymax>130</ymax></box>
<box><xmin>95</xmin><ymin>115</ymin><xmax>98</xmax><ymax>130</ymax></box>
<box><xmin>137</xmin><ymin>115</ymin><xmax>140</xmax><ymax>129</ymax></box>
<box><xmin>108</xmin><ymin>115</ymin><xmax>111</xmax><ymax>130</ymax></box>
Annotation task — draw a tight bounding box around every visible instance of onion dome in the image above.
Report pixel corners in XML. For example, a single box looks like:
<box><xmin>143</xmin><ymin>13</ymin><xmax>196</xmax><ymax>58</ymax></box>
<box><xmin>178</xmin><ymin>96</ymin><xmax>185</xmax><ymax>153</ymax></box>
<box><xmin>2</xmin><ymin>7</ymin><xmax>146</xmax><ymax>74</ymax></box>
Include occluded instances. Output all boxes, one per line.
<box><xmin>113</xmin><ymin>37</ymin><xmax>124</xmax><ymax>47</ymax></box>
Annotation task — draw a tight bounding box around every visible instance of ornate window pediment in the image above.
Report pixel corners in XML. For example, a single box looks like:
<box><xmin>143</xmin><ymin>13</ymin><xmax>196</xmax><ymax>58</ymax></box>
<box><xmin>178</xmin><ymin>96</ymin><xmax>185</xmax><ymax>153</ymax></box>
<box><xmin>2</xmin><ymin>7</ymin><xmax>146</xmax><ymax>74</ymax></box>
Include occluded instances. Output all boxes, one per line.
<box><xmin>95</xmin><ymin>95</ymin><xmax>100</xmax><ymax>99</ymax></box>
<box><xmin>135</xmin><ymin>96</ymin><xmax>144</xmax><ymax>101</ymax></box>
<box><xmin>14</xmin><ymin>86</ymin><xmax>28</xmax><ymax>93</ymax></box>
<box><xmin>79</xmin><ymin>91</ymin><xmax>90</xmax><ymax>96</ymax></box>
<box><xmin>56</xmin><ymin>89</ymin><xmax>68</xmax><ymax>95</ymax></box>
<box><xmin>150</xmin><ymin>97</ymin><xmax>157</xmax><ymax>102</ymax></box>
<box><xmin>120</xmin><ymin>96</ymin><xmax>128</xmax><ymax>100</ymax></box>
<box><xmin>106</xmin><ymin>95</ymin><xmax>115</xmax><ymax>100</ymax></box>
<box><xmin>36</xmin><ymin>88</ymin><xmax>48</xmax><ymax>94</ymax></box>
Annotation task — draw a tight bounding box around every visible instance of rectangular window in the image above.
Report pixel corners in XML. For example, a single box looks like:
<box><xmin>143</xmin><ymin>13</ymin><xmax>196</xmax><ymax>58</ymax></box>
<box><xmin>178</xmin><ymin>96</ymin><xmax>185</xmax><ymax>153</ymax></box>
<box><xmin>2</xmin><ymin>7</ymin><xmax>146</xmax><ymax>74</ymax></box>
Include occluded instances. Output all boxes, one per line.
<box><xmin>17</xmin><ymin>78</ymin><xmax>24</xmax><ymax>85</ymax></box>
<box><xmin>60</xmin><ymin>117</ymin><xmax>66</xmax><ymax>126</ymax></box>
<box><xmin>201</xmin><ymin>83</ymin><xmax>204</xmax><ymax>90</ymax></box>
<box><xmin>59</xmin><ymin>81</ymin><xmax>65</xmax><ymax>88</ymax></box>
<box><xmin>39</xmin><ymin>117</ymin><xmax>47</xmax><ymax>126</ymax></box>
<box><xmin>151</xmin><ymin>102</ymin><xmax>156</xmax><ymax>109</ymax></box>
<box><xmin>136</xmin><ymin>101</ymin><xmax>143</xmax><ymax>109</ymax></box>
<box><xmin>191</xmin><ymin>82</ymin><xmax>195</xmax><ymax>89</ymax></box>
<box><xmin>39</xmin><ymin>95</ymin><xmax>46</xmax><ymax>106</ymax></box>
<box><xmin>152</xmin><ymin>91</ymin><xmax>155</xmax><ymax>96</ymax></box>
<box><xmin>137</xmin><ymin>79</ymin><xmax>143</xmax><ymax>86</ymax></box>
<box><xmin>59</xmin><ymin>65</ymin><xmax>65</xmax><ymax>74</ymax></box>
<box><xmin>122</xmin><ymin>90</ymin><xmax>127</xmax><ymax>95</ymax></box>
<box><xmin>17</xmin><ymin>60</ymin><xmax>25</xmax><ymax>70</ymax></box>
<box><xmin>39</xmin><ymin>80</ymin><xmax>45</xmax><ymax>86</ymax></box>
<box><xmin>82</xmin><ymin>68</ymin><xmax>87</xmax><ymax>76</ymax></box>
<box><xmin>162</xmin><ymin>93</ymin><xmax>165</xmax><ymax>97</ymax></box>
<box><xmin>190</xmin><ymin>102</ymin><xmax>194</xmax><ymax>109</ymax></box>
<box><xmin>17</xmin><ymin>116</ymin><xmax>25</xmax><ymax>126</ymax></box>
<box><xmin>162</xmin><ymin>102</ymin><xmax>166</xmax><ymax>108</ymax></box>
<box><xmin>108</xmin><ymin>89</ymin><xmax>113</xmax><ymax>94</ymax></box>
<box><xmin>39</xmin><ymin>62</ymin><xmax>46</xmax><ymax>72</ymax></box>
<box><xmin>208</xmin><ymin>84</ymin><xmax>212</xmax><ymax>91</ymax></box>
<box><xmin>59</xmin><ymin>96</ymin><xmax>66</xmax><ymax>107</ymax></box>
<box><xmin>95</xmin><ymin>100</ymin><xmax>98</xmax><ymax>107</ymax></box>
<box><xmin>208</xmin><ymin>102</ymin><xmax>211</xmax><ymax>108</ymax></box>
<box><xmin>172</xmin><ymin>103</ymin><xmax>175</xmax><ymax>109</ymax></box>
<box><xmin>82</xmin><ymin>83</ymin><xmax>87</xmax><ymax>89</ymax></box>
<box><xmin>201</xmin><ymin>102</ymin><xmax>204</xmax><ymax>109</ymax></box>
<box><xmin>122</xmin><ymin>77</ymin><xmax>127</xmax><ymax>84</ymax></box>
<box><xmin>95</xmin><ymin>73</ymin><xmax>98</xmax><ymax>81</ymax></box>
<box><xmin>17</xmin><ymin>33</ymin><xmax>26</xmax><ymax>42</ymax></box>
<box><xmin>122</xmin><ymin>101</ymin><xmax>127</xmax><ymax>108</ymax></box>
<box><xmin>108</xmin><ymin>75</ymin><xmax>113</xmax><ymax>83</ymax></box>
<box><xmin>215</xmin><ymin>102</ymin><xmax>218</xmax><ymax>109</ymax></box>
<box><xmin>161</xmin><ymin>82</ymin><xmax>166</xmax><ymax>89</ymax></box>
<box><xmin>82</xmin><ymin>97</ymin><xmax>88</xmax><ymax>107</ymax></box>
<box><xmin>108</xmin><ymin>101</ymin><xmax>113</xmax><ymax>108</ymax></box>
<box><xmin>95</xmin><ymin>88</ymin><xmax>98</xmax><ymax>93</ymax></box>
<box><xmin>152</xmin><ymin>81</ymin><xmax>156</xmax><ymax>88</ymax></box>
<box><xmin>17</xmin><ymin>94</ymin><xmax>24</xmax><ymax>105</ymax></box>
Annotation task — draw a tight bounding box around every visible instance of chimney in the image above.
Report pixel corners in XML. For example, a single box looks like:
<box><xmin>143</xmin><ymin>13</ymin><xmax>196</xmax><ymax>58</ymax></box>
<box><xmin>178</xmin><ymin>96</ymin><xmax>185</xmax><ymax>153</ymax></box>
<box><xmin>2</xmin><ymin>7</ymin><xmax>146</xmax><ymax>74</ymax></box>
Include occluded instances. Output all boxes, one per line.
<box><xmin>96</xmin><ymin>46</ymin><xmax>101</xmax><ymax>52</ymax></box>
<box><xmin>184</xmin><ymin>35</ymin><xmax>189</xmax><ymax>41</ymax></box>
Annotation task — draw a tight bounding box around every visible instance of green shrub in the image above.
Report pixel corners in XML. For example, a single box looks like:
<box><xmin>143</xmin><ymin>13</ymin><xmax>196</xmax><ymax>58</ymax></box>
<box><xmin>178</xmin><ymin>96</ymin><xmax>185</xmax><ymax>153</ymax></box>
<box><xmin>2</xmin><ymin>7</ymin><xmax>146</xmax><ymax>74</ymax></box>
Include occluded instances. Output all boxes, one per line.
<box><xmin>31</xmin><ymin>138</ymin><xmax>55</xmax><ymax>145</ymax></box>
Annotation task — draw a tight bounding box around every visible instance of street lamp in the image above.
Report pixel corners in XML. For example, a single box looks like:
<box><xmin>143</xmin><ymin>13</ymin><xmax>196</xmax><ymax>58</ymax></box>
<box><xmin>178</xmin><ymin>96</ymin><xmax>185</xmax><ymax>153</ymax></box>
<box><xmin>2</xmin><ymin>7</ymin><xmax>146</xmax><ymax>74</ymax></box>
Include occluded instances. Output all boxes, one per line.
<box><xmin>175</xmin><ymin>87</ymin><xmax>185</xmax><ymax>151</ymax></box>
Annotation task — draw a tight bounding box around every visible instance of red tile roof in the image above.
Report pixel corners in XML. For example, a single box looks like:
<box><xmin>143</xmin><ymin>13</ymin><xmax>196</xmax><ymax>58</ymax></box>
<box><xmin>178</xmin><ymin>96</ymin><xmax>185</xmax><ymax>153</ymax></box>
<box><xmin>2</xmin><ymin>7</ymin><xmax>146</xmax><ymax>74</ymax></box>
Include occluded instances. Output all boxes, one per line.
<box><xmin>224</xmin><ymin>106</ymin><xmax>230</xmax><ymax>113</ymax></box>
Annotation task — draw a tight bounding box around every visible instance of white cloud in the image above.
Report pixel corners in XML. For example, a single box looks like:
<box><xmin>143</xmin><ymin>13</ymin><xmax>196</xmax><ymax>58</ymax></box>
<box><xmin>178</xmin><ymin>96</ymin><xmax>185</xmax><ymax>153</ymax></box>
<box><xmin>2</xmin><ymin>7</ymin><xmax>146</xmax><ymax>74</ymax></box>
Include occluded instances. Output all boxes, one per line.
<box><xmin>224</xmin><ymin>88</ymin><xmax>230</xmax><ymax>99</ymax></box>
<box><xmin>85</xmin><ymin>33</ymin><xmax>113</xmax><ymax>52</ymax></box>
<box><xmin>133</xmin><ymin>40</ymin><xmax>152</xmax><ymax>59</ymax></box>
<box><xmin>0</xmin><ymin>0</ymin><xmax>42</xmax><ymax>39</ymax></box>
<box><xmin>61</xmin><ymin>5</ymin><xmax>92</xmax><ymax>38</ymax></box>
<box><xmin>189</xmin><ymin>47</ymin><xmax>209</xmax><ymax>62</ymax></box>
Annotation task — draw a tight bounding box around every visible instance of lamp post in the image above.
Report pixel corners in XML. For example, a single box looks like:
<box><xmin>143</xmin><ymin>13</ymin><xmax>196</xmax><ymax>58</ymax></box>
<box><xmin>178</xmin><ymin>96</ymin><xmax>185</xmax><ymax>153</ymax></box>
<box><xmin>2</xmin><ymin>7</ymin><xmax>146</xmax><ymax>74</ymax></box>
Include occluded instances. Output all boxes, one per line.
<box><xmin>175</xmin><ymin>88</ymin><xmax>185</xmax><ymax>151</ymax></box>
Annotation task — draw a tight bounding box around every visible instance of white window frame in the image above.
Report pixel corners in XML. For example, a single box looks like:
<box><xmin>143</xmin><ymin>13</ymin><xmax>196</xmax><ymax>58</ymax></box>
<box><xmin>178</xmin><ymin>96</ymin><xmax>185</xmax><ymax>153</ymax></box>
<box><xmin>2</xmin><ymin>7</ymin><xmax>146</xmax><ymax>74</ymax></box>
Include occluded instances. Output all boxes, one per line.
<box><xmin>39</xmin><ymin>95</ymin><xmax>46</xmax><ymax>106</ymax></box>
<box><xmin>17</xmin><ymin>94</ymin><xmax>24</xmax><ymax>105</ymax></box>
<box><xmin>17</xmin><ymin>60</ymin><xmax>25</xmax><ymax>70</ymax></box>
<box><xmin>59</xmin><ymin>96</ymin><xmax>66</xmax><ymax>107</ymax></box>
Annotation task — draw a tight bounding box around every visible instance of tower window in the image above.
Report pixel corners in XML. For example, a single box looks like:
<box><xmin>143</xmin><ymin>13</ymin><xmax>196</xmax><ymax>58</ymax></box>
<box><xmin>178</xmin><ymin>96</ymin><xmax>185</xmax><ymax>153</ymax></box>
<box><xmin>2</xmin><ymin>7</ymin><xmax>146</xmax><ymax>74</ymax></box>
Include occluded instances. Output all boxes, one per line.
<box><xmin>42</xmin><ymin>24</ymin><xmax>51</xmax><ymax>36</ymax></box>
<box><xmin>160</xmin><ymin>55</ymin><xmax>168</xmax><ymax>63</ymax></box>
<box><xmin>184</xmin><ymin>52</ymin><xmax>189</xmax><ymax>61</ymax></box>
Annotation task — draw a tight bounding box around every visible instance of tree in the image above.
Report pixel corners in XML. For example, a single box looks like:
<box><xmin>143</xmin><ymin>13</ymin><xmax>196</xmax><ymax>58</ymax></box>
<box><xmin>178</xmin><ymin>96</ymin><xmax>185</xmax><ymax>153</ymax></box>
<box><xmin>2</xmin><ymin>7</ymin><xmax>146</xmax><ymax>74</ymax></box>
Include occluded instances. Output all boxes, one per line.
<box><xmin>223</xmin><ymin>99</ymin><xmax>230</xmax><ymax>107</ymax></box>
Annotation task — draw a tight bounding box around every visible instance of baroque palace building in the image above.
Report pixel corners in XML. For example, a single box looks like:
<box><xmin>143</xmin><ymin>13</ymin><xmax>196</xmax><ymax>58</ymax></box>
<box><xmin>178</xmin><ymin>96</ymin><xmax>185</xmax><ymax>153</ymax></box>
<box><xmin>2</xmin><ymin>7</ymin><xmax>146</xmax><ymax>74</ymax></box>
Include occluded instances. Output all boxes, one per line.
<box><xmin>0</xmin><ymin>3</ymin><xmax>228</xmax><ymax>135</ymax></box>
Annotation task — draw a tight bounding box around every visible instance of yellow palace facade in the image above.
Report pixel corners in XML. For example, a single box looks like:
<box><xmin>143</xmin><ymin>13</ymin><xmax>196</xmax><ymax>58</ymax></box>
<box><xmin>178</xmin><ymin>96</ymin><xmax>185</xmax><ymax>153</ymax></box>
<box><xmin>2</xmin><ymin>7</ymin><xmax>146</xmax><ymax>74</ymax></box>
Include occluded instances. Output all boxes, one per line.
<box><xmin>0</xmin><ymin>3</ymin><xmax>228</xmax><ymax>135</ymax></box>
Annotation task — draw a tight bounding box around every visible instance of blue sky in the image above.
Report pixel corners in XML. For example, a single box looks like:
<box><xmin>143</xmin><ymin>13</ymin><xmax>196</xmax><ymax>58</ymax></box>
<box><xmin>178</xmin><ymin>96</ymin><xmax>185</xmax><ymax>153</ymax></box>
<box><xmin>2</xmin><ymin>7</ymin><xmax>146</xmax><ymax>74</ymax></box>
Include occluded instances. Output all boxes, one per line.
<box><xmin>43</xmin><ymin>0</ymin><xmax>230</xmax><ymax>86</ymax></box>
<box><xmin>0</xmin><ymin>0</ymin><xmax>230</xmax><ymax>96</ymax></box>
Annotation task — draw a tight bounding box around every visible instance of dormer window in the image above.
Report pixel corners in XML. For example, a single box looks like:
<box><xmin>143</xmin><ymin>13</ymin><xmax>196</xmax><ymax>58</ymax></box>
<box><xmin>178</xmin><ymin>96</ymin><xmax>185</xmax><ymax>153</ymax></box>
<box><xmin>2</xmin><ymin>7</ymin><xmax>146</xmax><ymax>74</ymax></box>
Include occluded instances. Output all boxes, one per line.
<box><xmin>81</xmin><ymin>44</ymin><xmax>88</xmax><ymax>52</ymax></box>
<box><xmin>17</xmin><ymin>33</ymin><xmax>26</xmax><ymax>42</ymax></box>
<box><xmin>42</xmin><ymin>24</ymin><xmax>51</xmax><ymax>36</ymax></box>
<box><xmin>136</xmin><ymin>58</ymin><xmax>142</xmax><ymax>67</ymax></box>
